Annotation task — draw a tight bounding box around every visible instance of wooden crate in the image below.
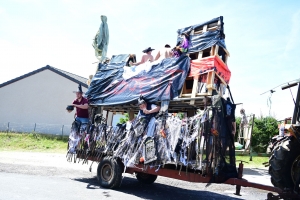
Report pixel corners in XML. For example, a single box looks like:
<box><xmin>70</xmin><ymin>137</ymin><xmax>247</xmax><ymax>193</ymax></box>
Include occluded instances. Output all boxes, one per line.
<box><xmin>179</xmin><ymin>18</ymin><xmax>230</xmax><ymax>105</ymax></box>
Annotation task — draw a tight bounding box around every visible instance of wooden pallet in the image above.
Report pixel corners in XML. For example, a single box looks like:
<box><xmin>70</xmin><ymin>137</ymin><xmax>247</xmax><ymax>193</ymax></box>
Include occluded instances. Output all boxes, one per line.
<box><xmin>179</xmin><ymin>18</ymin><xmax>230</xmax><ymax>105</ymax></box>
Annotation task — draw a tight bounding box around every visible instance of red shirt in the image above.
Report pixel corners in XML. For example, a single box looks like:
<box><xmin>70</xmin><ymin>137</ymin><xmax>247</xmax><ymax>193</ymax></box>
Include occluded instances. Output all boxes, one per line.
<box><xmin>72</xmin><ymin>97</ymin><xmax>89</xmax><ymax>118</ymax></box>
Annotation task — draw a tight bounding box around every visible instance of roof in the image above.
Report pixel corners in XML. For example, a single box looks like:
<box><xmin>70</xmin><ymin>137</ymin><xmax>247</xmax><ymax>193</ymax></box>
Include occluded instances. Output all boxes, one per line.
<box><xmin>0</xmin><ymin>65</ymin><xmax>88</xmax><ymax>88</ymax></box>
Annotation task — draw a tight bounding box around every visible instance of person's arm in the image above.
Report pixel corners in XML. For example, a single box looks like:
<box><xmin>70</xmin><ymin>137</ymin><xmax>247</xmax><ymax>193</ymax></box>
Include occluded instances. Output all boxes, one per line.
<box><xmin>73</xmin><ymin>103</ymin><xmax>88</xmax><ymax>109</ymax></box>
<box><xmin>132</xmin><ymin>55</ymin><xmax>146</xmax><ymax>66</ymax></box>
<box><xmin>154</xmin><ymin>51</ymin><xmax>160</xmax><ymax>61</ymax></box>
<box><xmin>143</xmin><ymin>105</ymin><xmax>160</xmax><ymax>114</ymax></box>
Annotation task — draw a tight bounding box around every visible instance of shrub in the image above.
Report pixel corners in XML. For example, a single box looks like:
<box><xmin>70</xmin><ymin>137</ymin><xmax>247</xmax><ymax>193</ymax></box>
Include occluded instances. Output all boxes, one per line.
<box><xmin>251</xmin><ymin>116</ymin><xmax>278</xmax><ymax>153</ymax></box>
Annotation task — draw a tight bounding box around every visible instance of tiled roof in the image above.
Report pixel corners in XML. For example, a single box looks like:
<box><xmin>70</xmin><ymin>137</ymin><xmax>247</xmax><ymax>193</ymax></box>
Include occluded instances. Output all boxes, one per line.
<box><xmin>0</xmin><ymin>65</ymin><xmax>88</xmax><ymax>88</ymax></box>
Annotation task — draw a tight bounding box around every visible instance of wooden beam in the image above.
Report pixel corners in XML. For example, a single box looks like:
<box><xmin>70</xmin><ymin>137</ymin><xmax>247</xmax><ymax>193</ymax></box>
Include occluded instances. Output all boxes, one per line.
<box><xmin>214</xmin><ymin>72</ymin><xmax>227</xmax><ymax>86</ymax></box>
<box><xmin>210</xmin><ymin>46</ymin><xmax>215</xmax><ymax>56</ymax></box>
<box><xmin>197</xmin><ymin>51</ymin><xmax>203</xmax><ymax>60</ymax></box>
<box><xmin>225</xmin><ymin>55</ymin><xmax>228</xmax><ymax>64</ymax></box>
<box><xmin>207</xmin><ymin>27</ymin><xmax>218</xmax><ymax>31</ymax></box>
<box><xmin>203</xmin><ymin>25</ymin><xmax>208</xmax><ymax>32</ymax></box>
<box><xmin>214</xmin><ymin>45</ymin><xmax>219</xmax><ymax>56</ymax></box>
<box><xmin>206</xmin><ymin>71</ymin><xmax>215</xmax><ymax>95</ymax></box>
<box><xmin>128</xmin><ymin>110</ymin><xmax>135</xmax><ymax>120</ymax></box>
<box><xmin>190</xmin><ymin>76</ymin><xmax>199</xmax><ymax>105</ymax></box>
<box><xmin>179</xmin><ymin>80</ymin><xmax>186</xmax><ymax>97</ymax></box>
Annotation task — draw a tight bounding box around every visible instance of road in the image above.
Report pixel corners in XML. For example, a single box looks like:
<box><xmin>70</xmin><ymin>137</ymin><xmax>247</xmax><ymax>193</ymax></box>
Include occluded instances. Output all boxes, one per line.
<box><xmin>0</xmin><ymin>152</ymin><xmax>272</xmax><ymax>200</ymax></box>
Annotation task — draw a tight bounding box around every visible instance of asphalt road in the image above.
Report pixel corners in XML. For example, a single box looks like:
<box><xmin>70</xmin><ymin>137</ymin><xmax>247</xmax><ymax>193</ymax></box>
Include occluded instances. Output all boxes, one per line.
<box><xmin>0</xmin><ymin>152</ymin><xmax>271</xmax><ymax>200</ymax></box>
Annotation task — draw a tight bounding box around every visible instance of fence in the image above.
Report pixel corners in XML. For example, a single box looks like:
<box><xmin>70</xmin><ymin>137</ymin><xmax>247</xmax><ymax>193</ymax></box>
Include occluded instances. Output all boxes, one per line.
<box><xmin>0</xmin><ymin>121</ymin><xmax>72</xmax><ymax>135</ymax></box>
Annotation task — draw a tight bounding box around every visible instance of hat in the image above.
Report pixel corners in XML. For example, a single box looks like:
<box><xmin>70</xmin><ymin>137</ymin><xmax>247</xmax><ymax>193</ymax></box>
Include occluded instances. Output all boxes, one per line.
<box><xmin>138</xmin><ymin>95</ymin><xmax>146</xmax><ymax>105</ymax></box>
<box><xmin>74</xmin><ymin>83</ymin><xmax>84</xmax><ymax>93</ymax></box>
<box><xmin>66</xmin><ymin>105</ymin><xmax>74</xmax><ymax>112</ymax></box>
<box><xmin>142</xmin><ymin>47</ymin><xmax>155</xmax><ymax>53</ymax></box>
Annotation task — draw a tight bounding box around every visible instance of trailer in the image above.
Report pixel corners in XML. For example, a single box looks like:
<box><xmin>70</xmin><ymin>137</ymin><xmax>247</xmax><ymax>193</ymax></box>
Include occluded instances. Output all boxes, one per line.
<box><xmin>66</xmin><ymin>16</ymin><xmax>300</xmax><ymax>199</ymax></box>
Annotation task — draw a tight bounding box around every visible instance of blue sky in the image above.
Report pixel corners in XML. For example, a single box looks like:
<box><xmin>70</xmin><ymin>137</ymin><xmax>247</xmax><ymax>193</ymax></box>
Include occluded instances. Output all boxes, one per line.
<box><xmin>0</xmin><ymin>0</ymin><xmax>299</xmax><ymax>119</ymax></box>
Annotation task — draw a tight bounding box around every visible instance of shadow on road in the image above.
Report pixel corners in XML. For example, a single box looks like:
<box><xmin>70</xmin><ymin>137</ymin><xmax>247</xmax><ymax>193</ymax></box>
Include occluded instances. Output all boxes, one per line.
<box><xmin>73</xmin><ymin>176</ymin><xmax>242</xmax><ymax>200</ymax></box>
<box><xmin>243</xmin><ymin>168</ymin><xmax>269</xmax><ymax>176</ymax></box>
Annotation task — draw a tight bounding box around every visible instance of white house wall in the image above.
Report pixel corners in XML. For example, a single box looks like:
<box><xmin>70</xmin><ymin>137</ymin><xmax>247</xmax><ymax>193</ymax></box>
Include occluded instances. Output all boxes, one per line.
<box><xmin>0</xmin><ymin>69</ymin><xmax>87</xmax><ymax>134</ymax></box>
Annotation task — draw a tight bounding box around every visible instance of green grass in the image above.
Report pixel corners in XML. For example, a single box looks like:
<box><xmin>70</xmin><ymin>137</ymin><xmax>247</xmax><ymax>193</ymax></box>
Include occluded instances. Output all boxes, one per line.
<box><xmin>235</xmin><ymin>156</ymin><xmax>269</xmax><ymax>168</ymax></box>
<box><xmin>0</xmin><ymin>132</ymin><xmax>68</xmax><ymax>153</ymax></box>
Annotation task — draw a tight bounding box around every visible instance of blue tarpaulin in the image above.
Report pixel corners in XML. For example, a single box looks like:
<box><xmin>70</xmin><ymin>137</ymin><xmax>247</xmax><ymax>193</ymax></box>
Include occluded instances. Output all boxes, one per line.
<box><xmin>86</xmin><ymin>56</ymin><xmax>190</xmax><ymax>105</ymax></box>
<box><xmin>87</xmin><ymin>16</ymin><xmax>227</xmax><ymax>106</ymax></box>
<box><xmin>177</xmin><ymin>16</ymin><xmax>227</xmax><ymax>54</ymax></box>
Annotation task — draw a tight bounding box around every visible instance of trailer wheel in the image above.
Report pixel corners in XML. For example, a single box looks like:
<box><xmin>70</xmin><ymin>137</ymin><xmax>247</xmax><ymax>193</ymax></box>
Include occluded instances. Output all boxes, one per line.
<box><xmin>97</xmin><ymin>156</ymin><xmax>122</xmax><ymax>189</ymax></box>
<box><xmin>269</xmin><ymin>136</ymin><xmax>300</xmax><ymax>189</ymax></box>
<box><xmin>136</xmin><ymin>172</ymin><xmax>157</xmax><ymax>184</ymax></box>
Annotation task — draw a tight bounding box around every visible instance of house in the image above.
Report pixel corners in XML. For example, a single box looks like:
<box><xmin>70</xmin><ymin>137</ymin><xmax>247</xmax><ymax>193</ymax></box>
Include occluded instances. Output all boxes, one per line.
<box><xmin>0</xmin><ymin>65</ymin><xmax>115</xmax><ymax>134</ymax></box>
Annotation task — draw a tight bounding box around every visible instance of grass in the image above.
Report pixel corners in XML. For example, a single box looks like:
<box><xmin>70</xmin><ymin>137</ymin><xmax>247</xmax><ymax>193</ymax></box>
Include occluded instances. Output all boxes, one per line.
<box><xmin>0</xmin><ymin>132</ymin><xmax>68</xmax><ymax>153</ymax></box>
<box><xmin>235</xmin><ymin>156</ymin><xmax>269</xmax><ymax>168</ymax></box>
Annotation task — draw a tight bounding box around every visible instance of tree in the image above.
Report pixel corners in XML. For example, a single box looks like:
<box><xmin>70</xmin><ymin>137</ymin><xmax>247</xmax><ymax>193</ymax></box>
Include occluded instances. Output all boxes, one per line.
<box><xmin>119</xmin><ymin>113</ymin><xmax>129</xmax><ymax>124</ymax></box>
<box><xmin>235</xmin><ymin>115</ymin><xmax>279</xmax><ymax>153</ymax></box>
<box><xmin>251</xmin><ymin>116</ymin><xmax>278</xmax><ymax>153</ymax></box>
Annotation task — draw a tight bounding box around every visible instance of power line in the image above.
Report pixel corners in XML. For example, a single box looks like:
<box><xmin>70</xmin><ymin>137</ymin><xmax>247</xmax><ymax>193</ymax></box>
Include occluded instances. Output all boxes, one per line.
<box><xmin>260</xmin><ymin>78</ymin><xmax>300</xmax><ymax>95</ymax></box>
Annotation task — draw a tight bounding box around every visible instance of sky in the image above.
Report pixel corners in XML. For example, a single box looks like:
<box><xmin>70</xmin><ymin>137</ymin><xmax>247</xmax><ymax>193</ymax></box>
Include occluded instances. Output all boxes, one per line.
<box><xmin>0</xmin><ymin>0</ymin><xmax>299</xmax><ymax>120</ymax></box>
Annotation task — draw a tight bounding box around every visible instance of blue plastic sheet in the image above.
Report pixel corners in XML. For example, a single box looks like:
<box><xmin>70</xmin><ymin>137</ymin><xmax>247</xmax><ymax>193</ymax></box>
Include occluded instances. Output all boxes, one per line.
<box><xmin>86</xmin><ymin>56</ymin><xmax>190</xmax><ymax>105</ymax></box>
<box><xmin>177</xmin><ymin>16</ymin><xmax>227</xmax><ymax>53</ymax></box>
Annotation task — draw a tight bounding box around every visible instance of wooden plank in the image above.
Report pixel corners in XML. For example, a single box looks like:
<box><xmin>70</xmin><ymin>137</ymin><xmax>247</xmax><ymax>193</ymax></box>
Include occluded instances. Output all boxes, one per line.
<box><xmin>210</xmin><ymin>46</ymin><xmax>215</xmax><ymax>56</ymax></box>
<box><xmin>197</xmin><ymin>51</ymin><xmax>203</xmax><ymax>60</ymax></box>
<box><xmin>193</xmin><ymin>30</ymin><xmax>202</xmax><ymax>35</ymax></box>
<box><xmin>190</xmin><ymin>77</ymin><xmax>199</xmax><ymax>105</ymax></box>
<box><xmin>206</xmin><ymin>71</ymin><xmax>215</xmax><ymax>95</ymax></box>
<box><xmin>196</xmin><ymin>92</ymin><xmax>209</xmax><ymax>96</ymax></box>
<box><xmin>206</xmin><ymin>71</ymin><xmax>215</xmax><ymax>89</ymax></box>
<box><xmin>225</xmin><ymin>55</ymin><xmax>228</xmax><ymax>64</ymax></box>
<box><xmin>214</xmin><ymin>45</ymin><xmax>219</xmax><ymax>56</ymax></box>
<box><xmin>214</xmin><ymin>71</ymin><xmax>227</xmax><ymax>86</ymax></box>
<box><xmin>203</xmin><ymin>25</ymin><xmax>208</xmax><ymax>32</ymax></box>
<box><xmin>207</xmin><ymin>27</ymin><xmax>218</xmax><ymax>31</ymax></box>
<box><xmin>179</xmin><ymin>81</ymin><xmax>186</xmax><ymax>97</ymax></box>
<box><xmin>128</xmin><ymin>110</ymin><xmax>135</xmax><ymax>121</ymax></box>
<box><xmin>181</xmin><ymin>92</ymin><xmax>211</xmax><ymax>97</ymax></box>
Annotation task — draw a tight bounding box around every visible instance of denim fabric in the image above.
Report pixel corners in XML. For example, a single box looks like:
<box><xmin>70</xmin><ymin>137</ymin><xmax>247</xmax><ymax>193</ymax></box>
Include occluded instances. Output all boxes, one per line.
<box><xmin>75</xmin><ymin>117</ymin><xmax>89</xmax><ymax>124</ymax></box>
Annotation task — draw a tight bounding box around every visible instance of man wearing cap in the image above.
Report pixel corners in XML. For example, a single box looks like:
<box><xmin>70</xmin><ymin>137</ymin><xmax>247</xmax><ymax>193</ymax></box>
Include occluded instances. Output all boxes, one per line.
<box><xmin>72</xmin><ymin>84</ymin><xmax>89</xmax><ymax>124</ymax></box>
<box><xmin>132</xmin><ymin>47</ymin><xmax>154</xmax><ymax>66</ymax></box>
<box><xmin>137</xmin><ymin>96</ymin><xmax>160</xmax><ymax>137</ymax></box>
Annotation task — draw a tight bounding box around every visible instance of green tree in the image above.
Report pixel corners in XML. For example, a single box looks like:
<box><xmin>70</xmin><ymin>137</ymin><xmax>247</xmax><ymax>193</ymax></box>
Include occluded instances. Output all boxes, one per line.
<box><xmin>251</xmin><ymin>116</ymin><xmax>278</xmax><ymax>153</ymax></box>
<box><xmin>119</xmin><ymin>113</ymin><xmax>129</xmax><ymax>124</ymax></box>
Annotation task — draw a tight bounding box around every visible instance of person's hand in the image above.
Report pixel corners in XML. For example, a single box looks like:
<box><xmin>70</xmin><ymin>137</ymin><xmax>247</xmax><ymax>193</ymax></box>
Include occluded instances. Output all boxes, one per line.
<box><xmin>72</xmin><ymin>104</ymin><xmax>77</xmax><ymax>107</ymax></box>
<box><xmin>139</xmin><ymin>104</ymin><xmax>146</xmax><ymax>110</ymax></box>
<box><xmin>143</xmin><ymin>109</ymin><xmax>149</xmax><ymax>114</ymax></box>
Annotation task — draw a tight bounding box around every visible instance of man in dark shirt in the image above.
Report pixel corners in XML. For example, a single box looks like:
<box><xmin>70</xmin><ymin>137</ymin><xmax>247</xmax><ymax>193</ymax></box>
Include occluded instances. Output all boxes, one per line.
<box><xmin>136</xmin><ymin>96</ymin><xmax>160</xmax><ymax>137</ymax></box>
<box><xmin>72</xmin><ymin>84</ymin><xmax>89</xmax><ymax>123</ymax></box>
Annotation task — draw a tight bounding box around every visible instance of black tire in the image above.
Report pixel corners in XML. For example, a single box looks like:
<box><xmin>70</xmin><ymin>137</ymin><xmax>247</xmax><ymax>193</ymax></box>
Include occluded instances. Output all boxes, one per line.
<box><xmin>269</xmin><ymin>136</ymin><xmax>300</xmax><ymax>189</ymax></box>
<box><xmin>97</xmin><ymin>156</ymin><xmax>123</xmax><ymax>189</ymax></box>
<box><xmin>136</xmin><ymin>172</ymin><xmax>157</xmax><ymax>184</ymax></box>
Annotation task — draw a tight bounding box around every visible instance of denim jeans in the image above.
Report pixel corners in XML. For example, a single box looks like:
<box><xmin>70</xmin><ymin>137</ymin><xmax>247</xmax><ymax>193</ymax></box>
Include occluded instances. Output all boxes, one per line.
<box><xmin>75</xmin><ymin>117</ymin><xmax>89</xmax><ymax>124</ymax></box>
